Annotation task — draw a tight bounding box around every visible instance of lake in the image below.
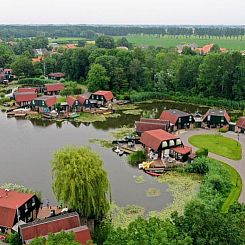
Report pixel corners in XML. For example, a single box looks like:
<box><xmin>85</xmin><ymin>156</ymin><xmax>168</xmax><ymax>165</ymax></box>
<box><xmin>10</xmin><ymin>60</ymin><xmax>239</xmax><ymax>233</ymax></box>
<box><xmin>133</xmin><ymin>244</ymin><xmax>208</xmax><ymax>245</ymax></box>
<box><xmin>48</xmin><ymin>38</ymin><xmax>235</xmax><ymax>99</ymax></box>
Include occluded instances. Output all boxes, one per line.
<box><xmin>0</xmin><ymin>100</ymin><xmax>234</xmax><ymax>212</ymax></box>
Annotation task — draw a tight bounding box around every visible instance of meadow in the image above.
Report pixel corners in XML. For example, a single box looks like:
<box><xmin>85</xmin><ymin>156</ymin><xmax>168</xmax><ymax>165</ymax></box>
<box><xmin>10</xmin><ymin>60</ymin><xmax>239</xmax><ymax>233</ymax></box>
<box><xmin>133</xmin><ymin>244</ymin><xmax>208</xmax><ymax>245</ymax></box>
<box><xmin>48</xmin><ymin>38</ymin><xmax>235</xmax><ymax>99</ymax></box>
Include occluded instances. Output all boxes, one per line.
<box><xmin>115</xmin><ymin>34</ymin><xmax>245</xmax><ymax>50</ymax></box>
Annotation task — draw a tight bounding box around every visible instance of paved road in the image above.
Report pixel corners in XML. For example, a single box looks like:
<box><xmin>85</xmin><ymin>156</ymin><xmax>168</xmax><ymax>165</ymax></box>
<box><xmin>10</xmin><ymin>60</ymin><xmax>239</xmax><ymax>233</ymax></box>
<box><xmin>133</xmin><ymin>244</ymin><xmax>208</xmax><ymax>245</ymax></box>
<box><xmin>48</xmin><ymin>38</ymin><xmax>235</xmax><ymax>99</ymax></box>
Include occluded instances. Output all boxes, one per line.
<box><xmin>179</xmin><ymin>129</ymin><xmax>245</xmax><ymax>203</ymax></box>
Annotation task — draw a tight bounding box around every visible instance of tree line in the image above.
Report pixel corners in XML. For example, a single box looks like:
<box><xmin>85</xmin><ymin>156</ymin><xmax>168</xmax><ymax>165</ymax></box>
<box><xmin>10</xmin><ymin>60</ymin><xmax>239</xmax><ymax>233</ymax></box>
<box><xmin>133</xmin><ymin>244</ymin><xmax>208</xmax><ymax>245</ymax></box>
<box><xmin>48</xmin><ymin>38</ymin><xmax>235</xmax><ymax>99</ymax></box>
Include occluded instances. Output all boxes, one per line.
<box><xmin>0</xmin><ymin>25</ymin><xmax>244</xmax><ymax>39</ymax></box>
<box><xmin>0</xmin><ymin>35</ymin><xmax>244</xmax><ymax>103</ymax></box>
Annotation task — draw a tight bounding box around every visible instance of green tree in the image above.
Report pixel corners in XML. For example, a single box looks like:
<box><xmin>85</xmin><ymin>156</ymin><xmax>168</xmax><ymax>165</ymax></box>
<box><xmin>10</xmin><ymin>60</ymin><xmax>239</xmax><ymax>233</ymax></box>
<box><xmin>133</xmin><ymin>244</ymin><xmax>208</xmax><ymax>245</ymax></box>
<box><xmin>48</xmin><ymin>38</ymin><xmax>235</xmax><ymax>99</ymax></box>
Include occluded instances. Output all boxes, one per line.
<box><xmin>104</xmin><ymin>217</ymin><xmax>192</xmax><ymax>245</ymax></box>
<box><xmin>87</xmin><ymin>64</ymin><xmax>110</xmax><ymax>92</ymax></box>
<box><xmin>0</xmin><ymin>43</ymin><xmax>15</xmax><ymax>67</ymax></box>
<box><xmin>116</xmin><ymin>37</ymin><xmax>131</xmax><ymax>48</ymax></box>
<box><xmin>11</xmin><ymin>55</ymin><xmax>34</xmax><ymax>77</ymax></box>
<box><xmin>96</xmin><ymin>36</ymin><xmax>115</xmax><ymax>49</ymax></box>
<box><xmin>51</xmin><ymin>146</ymin><xmax>110</xmax><ymax>219</ymax></box>
<box><xmin>30</xmin><ymin>231</ymin><xmax>80</xmax><ymax>245</ymax></box>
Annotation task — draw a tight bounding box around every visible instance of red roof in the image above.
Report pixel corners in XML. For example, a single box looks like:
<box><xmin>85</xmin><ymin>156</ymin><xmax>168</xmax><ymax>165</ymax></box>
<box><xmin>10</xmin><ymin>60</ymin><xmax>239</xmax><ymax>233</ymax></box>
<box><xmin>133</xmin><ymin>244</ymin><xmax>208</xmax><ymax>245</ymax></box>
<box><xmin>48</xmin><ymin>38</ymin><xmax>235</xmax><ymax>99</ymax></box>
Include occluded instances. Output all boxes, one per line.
<box><xmin>15</xmin><ymin>92</ymin><xmax>38</xmax><ymax>103</ymax></box>
<box><xmin>0</xmin><ymin>189</ymin><xmax>34</xmax><ymax>228</ymax></box>
<box><xmin>45</xmin><ymin>83</ymin><xmax>65</xmax><ymax>92</ymax></box>
<box><xmin>18</xmin><ymin>87</ymin><xmax>37</xmax><ymax>93</ymax></box>
<box><xmin>34</xmin><ymin>96</ymin><xmax>57</xmax><ymax>107</ymax></box>
<box><xmin>48</xmin><ymin>73</ymin><xmax>65</xmax><ymax>78</ymax></box>
<box><xmin>77</xmin><ymin>93</ymin><xmax>90</xmax><ymax>105</ymax></box>
<box><xmin>173</xmin><ymin>146</ymin><xmax>192</xmax><ymax>155</ymax></box>
<box><xmin>4</xmin><ymin>68</ymin><xmax>13</xmax><ymax>73</ymax></box>
<box><xmin>140</xmin><ymin>129</ymin><xmax>179</xmax><ymax>151</ymax></box>
<box><xmin>20</xmin><ymin>213</ymin><xmax>91</xmax><ymax>245</ymax></box>
<box><xmin>66</xmin><ymin>44</ymin><xmax>77</xmax><ymax>49</ymax></box>
<box><xmin>136</xmin><ymin>121</ymin><xmax>169</xmax><ymax>133</ymax></box>
<box><xmin>237</xmin><ymin>117</ymin><xmax>245</xmax><ymax>129</ymax></box>
<box><xmin>93</xmin><ymin>90</ymin><xmax>114</xmax><ymax>101</ymax></box>
<box><xmin>67</xmin><ymin>96</ymin><xmax>77</xmax><ymax>107</ymax></box>
<box><xmin>160</xmin><ymin>111</ymin><xmax>179</xmax><ymax>125</ymax></box>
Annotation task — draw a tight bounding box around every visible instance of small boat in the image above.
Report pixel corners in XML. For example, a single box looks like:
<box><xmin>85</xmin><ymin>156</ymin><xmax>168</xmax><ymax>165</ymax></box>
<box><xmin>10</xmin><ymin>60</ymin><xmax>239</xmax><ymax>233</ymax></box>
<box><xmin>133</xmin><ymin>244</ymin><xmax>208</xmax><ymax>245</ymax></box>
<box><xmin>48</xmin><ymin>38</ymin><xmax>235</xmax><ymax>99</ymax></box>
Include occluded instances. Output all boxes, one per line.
<box><xmin>118</xmin><ymin>150</ymin><xmax>124</xmax><ymax>156</ymax></box>
<box><xmin>70</xmin><ymin>112</ymin><xmax>79</xmax><ymax>119</ymax></box>
<box><xmin>145</xmin><ymin>171</ymin><xmax>163</xmax><ymax>177</ymax></box>
<box><xmin>114</xmin><ymin>146</ymin><xmax>120</xmax><ymax>153</ymax></box>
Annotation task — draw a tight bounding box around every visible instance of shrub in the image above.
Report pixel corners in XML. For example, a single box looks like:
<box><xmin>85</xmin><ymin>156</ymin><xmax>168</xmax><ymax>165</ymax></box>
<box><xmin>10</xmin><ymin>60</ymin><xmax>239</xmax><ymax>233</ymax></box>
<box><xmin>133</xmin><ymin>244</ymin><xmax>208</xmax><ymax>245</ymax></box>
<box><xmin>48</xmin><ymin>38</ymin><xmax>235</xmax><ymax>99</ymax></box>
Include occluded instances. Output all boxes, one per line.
<box><xmin>128</xmin><ymin>151</ymin><xmax>146</xmax><ymax>166</ymax></box>
<box><xmin>196</xmin><ymin>148</ymin><xmax>208</xmax><ymax>157</ymax></box>
<box><xmin>219</xmin><ymin>127</ymin><xmax>229</xmax><ymax>133</ymax></box>
<box><xmin>186</xmin><ymin>157</ymin><xmax>209</xmax><ymax>174</ymax></box>
<box><xmin>5</xmin><ymin>232</ymin><xmax>21</xmax><ymax>245</ymax></box>
<box><xmin>0</xmin><ymin>92</ymin><xmax>5</xmax><ymax>98</ymax></box>
<box><xmin>206</xmin><ymin>174</ymin><xmax>232</xmax><ymax>195</ymax></box>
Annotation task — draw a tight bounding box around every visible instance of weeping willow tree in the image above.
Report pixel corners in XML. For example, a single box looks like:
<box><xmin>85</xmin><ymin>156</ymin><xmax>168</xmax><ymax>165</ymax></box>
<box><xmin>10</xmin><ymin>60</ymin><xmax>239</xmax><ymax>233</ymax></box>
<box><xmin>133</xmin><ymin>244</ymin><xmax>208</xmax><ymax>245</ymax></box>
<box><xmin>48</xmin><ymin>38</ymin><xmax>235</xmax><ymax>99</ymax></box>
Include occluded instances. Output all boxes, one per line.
<box><xmin>51</xmin><ymin>146</ymin><xmax>111</xmax><ymax>219</ymax></box>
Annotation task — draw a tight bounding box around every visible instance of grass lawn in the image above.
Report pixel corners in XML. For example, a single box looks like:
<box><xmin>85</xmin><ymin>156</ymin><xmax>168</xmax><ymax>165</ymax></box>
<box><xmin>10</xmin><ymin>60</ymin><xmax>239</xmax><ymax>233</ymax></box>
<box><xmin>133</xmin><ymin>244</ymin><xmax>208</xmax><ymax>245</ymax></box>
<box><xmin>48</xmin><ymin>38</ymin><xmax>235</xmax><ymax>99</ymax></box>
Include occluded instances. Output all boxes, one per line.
<box><xmin>189</xmin><ymin>134</ymin><xmax>242</xmax><ymax>160</ymax></box>
<box><xmin>219</xmin><ymin>160</ymin><xmax>242</xmax><ymax>213</ymax></box>
<box><xmin>115</xmin><ymin>35</ymin><xmax>245</xmax><ymax>50</ymax></box>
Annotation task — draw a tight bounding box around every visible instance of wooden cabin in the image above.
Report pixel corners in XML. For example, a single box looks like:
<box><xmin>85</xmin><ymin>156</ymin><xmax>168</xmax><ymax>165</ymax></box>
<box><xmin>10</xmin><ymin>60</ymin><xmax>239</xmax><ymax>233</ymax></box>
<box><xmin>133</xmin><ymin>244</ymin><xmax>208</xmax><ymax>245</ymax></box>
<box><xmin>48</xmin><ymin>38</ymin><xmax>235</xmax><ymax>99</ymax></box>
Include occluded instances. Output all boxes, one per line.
<box><xmin>0</xmin><ymin>189</ymin><xmax>40</xmax><ymax>233</ymax></box>
<box><xmin>236</xmin><ymin>117</ymin><xmax>245</xmax><ymax>133</ymax></box>
<box><xmin>135</xmin><ymin>118</ymin><xmax>170</xmax><ymax>135</ymax></box>
<box><xmin>89</xmin><ymin>90</ymin><xmax>114</xmax><ymax>107</ymax></box>
<box><xmin>202</xmin><ymin>109</ymin><xmax>230</xmax><ymax>128</ymax></box>
<box><xmin>19</xmin><ymin>212</ymin><xmax>91</xmax><ymax>245</ymax></box>
<box><xmin>140</xmin><ymin>129</ymin><xmax>191</xmax><ymax>162</ymax></box>
<box><xmin>160</xmin><ymin>109</ymin><xmax>194</xmax><ymax>130</ymax></box>
<box><xmin>48</xmin><ymin>73</ymin><xmax>65</xmax><ymax>80</ymax></box>
<box><xmin>31</xmin><ymin>96</ymin><xmax>57</xmax><ymax>113</ymax></box>
<box><xmin>44</xmin><ymin>83</ymin><xmax>65</xmax><ymax>95</ymax></box>
<box><xmin>14</xmin><ymin>92</ymin><xmax>38</xmax><ymax>107</ymax></box>
<box><xmin>67</xmin><ymin>93</ymin><xmax>91</xmax><ymax>112</ymax></box>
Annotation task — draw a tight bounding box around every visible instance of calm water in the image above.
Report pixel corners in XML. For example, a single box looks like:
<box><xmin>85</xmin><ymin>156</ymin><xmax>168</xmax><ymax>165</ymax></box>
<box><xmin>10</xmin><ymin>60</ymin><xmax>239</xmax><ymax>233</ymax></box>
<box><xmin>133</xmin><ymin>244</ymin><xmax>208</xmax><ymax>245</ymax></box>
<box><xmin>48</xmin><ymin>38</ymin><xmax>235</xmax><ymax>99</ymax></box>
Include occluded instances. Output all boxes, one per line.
<box><xmin>0</xmin><ymin>110</ymin><xmax>172</xmax><ymax>212</ymax></box>
<box><xmin>0</xmin><ymin>100</ymin><xmax>239</xmax><ymax>212</ymax></box>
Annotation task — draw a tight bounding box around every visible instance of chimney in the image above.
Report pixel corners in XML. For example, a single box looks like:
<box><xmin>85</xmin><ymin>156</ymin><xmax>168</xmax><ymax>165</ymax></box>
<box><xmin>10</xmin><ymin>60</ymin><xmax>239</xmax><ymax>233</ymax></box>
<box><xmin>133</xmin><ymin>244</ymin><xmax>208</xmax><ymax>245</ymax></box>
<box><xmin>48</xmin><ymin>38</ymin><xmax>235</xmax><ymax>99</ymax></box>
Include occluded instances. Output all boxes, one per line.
<box><xmin>5</xmin><ymin>189</ymin><xmax>10</xmax><ymax>198</ymax></box>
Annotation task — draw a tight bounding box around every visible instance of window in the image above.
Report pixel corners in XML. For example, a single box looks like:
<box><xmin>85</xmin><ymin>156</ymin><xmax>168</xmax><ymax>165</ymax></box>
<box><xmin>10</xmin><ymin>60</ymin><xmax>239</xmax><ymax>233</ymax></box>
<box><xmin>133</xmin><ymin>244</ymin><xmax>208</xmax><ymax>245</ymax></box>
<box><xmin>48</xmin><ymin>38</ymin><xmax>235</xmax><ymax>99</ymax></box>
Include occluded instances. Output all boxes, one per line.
<box><xmin>189</xmin><ymin>116</ymin><xmax>192</xmax><ymax>121</ymax></box>
<box><xmin>25</xmin><ymin>203</ymin><xmax>28</xmax><ymax>212</ymax></box>
<box><xmin>176</xmin><ymin>139</ymin><xmax>182</xmax><ymax>145</ymax></box>
<box><xmin>178</xmin><ymin>118</ymin><xmax>181</xmax><ymax>123</ymax></box>
<box><xmin>169</xmin><ymin>140</ymin><xmax>175</xmax><ymax>147</ymax></box>
<box><xmin>32</xmin><ymin>197</ymin><xmax>35</xmax><ymax>206</ymax></box>
<box><xmin>162</xmin><ymin>141</ymin><xmax>168</xmax><ymax>148</ymax></box>
<box><xmin>208</xmin><ymin>116</ymin><xmax>211</xmax><ymax>121</ymax></box>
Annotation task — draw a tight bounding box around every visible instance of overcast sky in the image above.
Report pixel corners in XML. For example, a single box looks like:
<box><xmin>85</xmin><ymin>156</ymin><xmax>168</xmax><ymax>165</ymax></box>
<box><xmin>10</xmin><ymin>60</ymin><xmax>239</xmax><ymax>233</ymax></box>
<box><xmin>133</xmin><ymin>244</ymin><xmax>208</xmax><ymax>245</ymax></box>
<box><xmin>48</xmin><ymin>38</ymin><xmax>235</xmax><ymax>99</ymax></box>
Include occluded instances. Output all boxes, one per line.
<box><xmin>0</xmin><ymin>0</ymin><xmax>244</xmax><ymax>25</ymax></box>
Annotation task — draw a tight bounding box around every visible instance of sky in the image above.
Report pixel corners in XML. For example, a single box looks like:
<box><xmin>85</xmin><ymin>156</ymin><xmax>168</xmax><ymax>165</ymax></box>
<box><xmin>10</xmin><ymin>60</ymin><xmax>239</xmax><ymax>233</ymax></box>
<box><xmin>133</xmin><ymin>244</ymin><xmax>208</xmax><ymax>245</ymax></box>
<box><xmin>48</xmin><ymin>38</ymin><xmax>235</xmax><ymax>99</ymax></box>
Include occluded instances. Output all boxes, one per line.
<box><xmin>0</xmin><ymin>0</ymin><xmax>244</xmax><ymax>25</ymax></box>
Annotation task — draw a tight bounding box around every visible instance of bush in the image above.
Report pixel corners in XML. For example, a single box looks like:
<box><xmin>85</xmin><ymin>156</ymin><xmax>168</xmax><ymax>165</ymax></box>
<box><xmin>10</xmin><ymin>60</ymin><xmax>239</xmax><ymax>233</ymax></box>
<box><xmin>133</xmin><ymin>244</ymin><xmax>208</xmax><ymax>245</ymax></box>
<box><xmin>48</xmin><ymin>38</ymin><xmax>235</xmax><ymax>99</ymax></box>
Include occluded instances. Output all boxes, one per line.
<box><xmin>128</xmin><ymin>151</ymin><xmax>146</xmax><ymax>166</ymax></box>
<box><xmin>5</xmin><ymin>232</ymin><xmax>21</xmax><ymax>245</ymax></box>
<box><xmin>186</xmin><ymin>157</ymin><xmax>209</xmax><ymax>174</ymax></box>
<box><xmin>18</xmin><ymin>78</ymin><xmax>54</xmax><ymax>85</ymax></box>
<box><xmin>219</xmin><ymin>127</ymin><xmax>229</xmax><ymax>133</ymax></box>
<box><xmin>206</xmin><ymin>174</ymin><xmax>232</xmax><ymax>195</ymax></box>
<box><xmin>196</xmin><ymin>148</ymin><xmax>208</xmax><ymax>157</ymax></box>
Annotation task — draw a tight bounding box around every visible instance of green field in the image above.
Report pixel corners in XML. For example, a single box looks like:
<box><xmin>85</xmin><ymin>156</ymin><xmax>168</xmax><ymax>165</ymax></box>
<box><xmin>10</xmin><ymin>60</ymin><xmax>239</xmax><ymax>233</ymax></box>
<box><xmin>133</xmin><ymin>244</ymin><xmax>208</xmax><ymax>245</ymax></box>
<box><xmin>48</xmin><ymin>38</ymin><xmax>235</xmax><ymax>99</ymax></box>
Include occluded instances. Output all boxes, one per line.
<box><xmin>115</xmin><ymin>35</ymin><xmax>245</xmax><ymax>50</ymax></box>
<box><xmin>189</xmin><ymin>134</ymin><xmax>242</xmax><ymax>160</ymax></box>
<box><xmin>49</xmin><ymin>37</ymin><xmax>86</xmax><ymax>44</ymax></box>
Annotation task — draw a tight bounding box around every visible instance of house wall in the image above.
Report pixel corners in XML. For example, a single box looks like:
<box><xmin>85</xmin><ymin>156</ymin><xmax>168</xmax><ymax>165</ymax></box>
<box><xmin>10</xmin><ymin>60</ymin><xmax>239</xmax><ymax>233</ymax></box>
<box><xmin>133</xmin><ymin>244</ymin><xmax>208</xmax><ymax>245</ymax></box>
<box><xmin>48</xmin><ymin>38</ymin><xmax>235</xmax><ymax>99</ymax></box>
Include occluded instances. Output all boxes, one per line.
<box><xmin>176</xmin><ymin>116</ymin><xmax>194</xmax><ymax>129</ymax></box>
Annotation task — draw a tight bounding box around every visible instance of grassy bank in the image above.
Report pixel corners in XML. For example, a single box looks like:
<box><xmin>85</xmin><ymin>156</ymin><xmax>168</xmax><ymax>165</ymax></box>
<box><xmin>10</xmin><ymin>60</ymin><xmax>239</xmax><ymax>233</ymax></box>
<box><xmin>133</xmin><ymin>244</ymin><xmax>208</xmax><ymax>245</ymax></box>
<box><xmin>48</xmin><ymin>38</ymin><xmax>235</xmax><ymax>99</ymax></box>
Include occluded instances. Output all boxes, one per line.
<box><xmin>220</xmin><ymin>161</ymin><xmax>242</xmax><ymax>212</ymax></box>
<box><xmin>189</xmin><ymin>134</ymin><xmax>242</xmax><ymax>160</ymax></box>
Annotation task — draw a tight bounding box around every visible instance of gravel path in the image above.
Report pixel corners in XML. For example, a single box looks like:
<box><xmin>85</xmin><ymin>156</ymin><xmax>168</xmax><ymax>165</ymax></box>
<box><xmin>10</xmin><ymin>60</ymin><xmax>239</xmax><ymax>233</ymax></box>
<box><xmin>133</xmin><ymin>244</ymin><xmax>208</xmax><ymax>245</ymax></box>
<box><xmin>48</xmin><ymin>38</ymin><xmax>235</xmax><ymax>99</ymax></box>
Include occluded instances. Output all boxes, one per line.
<box><xmin>179</xmin><ymin>129</ymin><xmax>245</xmax><ymax>203</ymax></box>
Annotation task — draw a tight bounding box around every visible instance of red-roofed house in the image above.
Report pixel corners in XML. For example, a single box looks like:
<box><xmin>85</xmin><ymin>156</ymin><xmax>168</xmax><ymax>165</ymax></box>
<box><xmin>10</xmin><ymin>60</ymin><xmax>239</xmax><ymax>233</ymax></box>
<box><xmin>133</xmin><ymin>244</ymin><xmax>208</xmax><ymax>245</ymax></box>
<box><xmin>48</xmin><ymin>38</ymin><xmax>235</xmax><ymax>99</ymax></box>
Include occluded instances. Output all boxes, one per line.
<box><xmin>66</xmin><ymin>44</ymin><xmax>77</xmax><ymax>49</ymax></box>
<box><xmin>14</xmin><ymin>92</ymin><xmax>38</xmax><ymax>106</ymax></box>
<box><xmin>196</xmin><ymin>44</ymin><xmax>227</xmax><ymax>55</ymax></box>
<box><xmin>31</xmin><ymin>96</ymin><xmax>57</xmax><ymax>113</ymax></box>
<box><xmin>89</xmin><ymin>90</ymin><xmax>114</xmax><ymax>107</ymax></box>
<box><xmin>202</xmin><ymin>109</ymin><xmax>230</xmax><ymax>128</ymax></box>
<box><xmin>67</xmin><ymin>94</ymin><xmax>91</xmax><ymax>112</ymax></box>
<box><xmin>19</xmin><ymin>212</ymin><xmax>91</xmax><ymax>245</ymax></box>
<box><xmin>44</xmin><ymin>83</ymin><xmax>65</xmax><ymax>95</ymax></box>
<box><xmin>140</xmin><ymin>129</ymin><xmax>191</xmax><ymax>162</ymax></box>
<box><xmin>0</xmin><ymin>189</ymin><xmax>40</xmax><ymax>231</ymax></box>
<box><xmin>48</xmin><ymin>73</ymin><xmax>65</xmax><ymax>81</ymax></box>
<box><xmin>135</xmin><ymin>118</ymin><xmax>171</xmax><ymax>135</ymax></box>
<box><xmin>160</xmin><ymin>109</ymin><xmax>194</xmax><ymax>130</ymax></box>
<box><xmin>236</xmin><ymin>117</ymin><xmax>245</xmax><ymax>133</ymax></box>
